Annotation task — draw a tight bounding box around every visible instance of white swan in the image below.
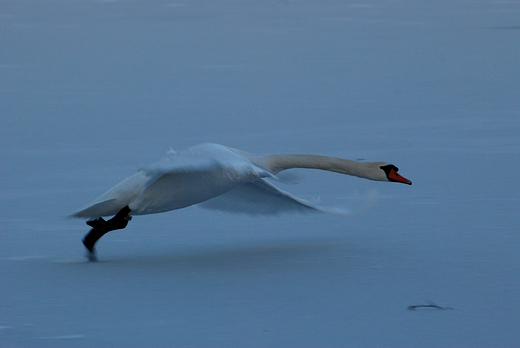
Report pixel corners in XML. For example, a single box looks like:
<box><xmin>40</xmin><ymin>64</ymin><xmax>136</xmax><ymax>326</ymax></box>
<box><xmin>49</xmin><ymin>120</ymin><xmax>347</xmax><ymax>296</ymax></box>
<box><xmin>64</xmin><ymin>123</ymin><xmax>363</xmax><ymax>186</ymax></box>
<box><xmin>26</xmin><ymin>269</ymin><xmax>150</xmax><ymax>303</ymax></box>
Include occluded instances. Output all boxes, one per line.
<box><xmin>73</xmin><ymin>143</ymin><xmax>411</xmax><ymax>258</ymax></box>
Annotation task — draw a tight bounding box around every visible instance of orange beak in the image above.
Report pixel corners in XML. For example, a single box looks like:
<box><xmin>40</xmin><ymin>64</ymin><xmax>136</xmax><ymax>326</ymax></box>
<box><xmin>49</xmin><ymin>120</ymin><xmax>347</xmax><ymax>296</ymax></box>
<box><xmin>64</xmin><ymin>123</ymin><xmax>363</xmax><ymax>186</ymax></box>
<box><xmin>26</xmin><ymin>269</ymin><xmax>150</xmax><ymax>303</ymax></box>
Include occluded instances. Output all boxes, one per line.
<box><xmin>388</xmin><ymin>168</ymin><xmax>412</xmax><ymax>185</ymax></box>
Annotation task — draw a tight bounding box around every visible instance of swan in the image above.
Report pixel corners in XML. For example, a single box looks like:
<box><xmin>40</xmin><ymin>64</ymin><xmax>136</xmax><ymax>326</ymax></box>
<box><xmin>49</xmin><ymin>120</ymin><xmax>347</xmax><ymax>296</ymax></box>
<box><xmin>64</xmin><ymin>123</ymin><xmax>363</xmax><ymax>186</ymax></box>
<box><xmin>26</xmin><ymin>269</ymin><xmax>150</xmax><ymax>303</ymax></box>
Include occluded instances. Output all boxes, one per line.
<box><xmin>73</xmin><ymin>143</ymin><xmax>411</xmax><ymax>259</ymax></box>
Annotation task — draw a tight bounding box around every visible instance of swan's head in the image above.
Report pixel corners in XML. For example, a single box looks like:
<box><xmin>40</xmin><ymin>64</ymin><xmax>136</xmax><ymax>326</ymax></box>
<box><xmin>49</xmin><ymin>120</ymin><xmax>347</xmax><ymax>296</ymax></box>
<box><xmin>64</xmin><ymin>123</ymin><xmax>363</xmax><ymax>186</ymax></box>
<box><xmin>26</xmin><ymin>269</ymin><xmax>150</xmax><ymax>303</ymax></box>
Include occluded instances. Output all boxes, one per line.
<box><xmin>380</xmin><ymin>164</ymin><xmax>412</xmax><ymax>185</ymax></box>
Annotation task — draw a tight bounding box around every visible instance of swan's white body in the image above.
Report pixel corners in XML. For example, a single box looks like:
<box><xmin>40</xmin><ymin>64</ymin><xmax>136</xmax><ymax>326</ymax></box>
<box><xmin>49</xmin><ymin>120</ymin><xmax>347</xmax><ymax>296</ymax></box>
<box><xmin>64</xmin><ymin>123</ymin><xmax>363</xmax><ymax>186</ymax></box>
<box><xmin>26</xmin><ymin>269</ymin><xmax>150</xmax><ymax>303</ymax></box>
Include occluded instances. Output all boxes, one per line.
<box><xmin>73</xmin><ymin>143</ymin><xmax>410</xmax><ymax>219</ymax></box>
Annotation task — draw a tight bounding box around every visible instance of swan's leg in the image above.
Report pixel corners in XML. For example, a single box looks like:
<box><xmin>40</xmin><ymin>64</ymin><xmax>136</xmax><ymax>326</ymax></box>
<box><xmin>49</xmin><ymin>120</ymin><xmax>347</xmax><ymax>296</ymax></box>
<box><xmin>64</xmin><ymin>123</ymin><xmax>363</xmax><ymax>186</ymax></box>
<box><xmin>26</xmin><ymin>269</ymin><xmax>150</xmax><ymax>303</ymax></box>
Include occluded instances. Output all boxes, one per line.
<box><xmin>82</xmin><ymin>206</ymin><xmax>132</xmax><ymax>261</ymax></box>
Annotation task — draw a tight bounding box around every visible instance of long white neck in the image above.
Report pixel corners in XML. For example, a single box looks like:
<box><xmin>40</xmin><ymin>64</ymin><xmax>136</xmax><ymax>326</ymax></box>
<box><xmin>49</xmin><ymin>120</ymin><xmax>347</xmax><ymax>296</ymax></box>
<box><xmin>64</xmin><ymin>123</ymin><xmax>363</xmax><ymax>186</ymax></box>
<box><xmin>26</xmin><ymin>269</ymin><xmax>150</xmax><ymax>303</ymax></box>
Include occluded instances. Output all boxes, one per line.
<box><xmin>251</xmin><ymin>154</ymin><xmax>389</xmax><ymax>182</ymax></box>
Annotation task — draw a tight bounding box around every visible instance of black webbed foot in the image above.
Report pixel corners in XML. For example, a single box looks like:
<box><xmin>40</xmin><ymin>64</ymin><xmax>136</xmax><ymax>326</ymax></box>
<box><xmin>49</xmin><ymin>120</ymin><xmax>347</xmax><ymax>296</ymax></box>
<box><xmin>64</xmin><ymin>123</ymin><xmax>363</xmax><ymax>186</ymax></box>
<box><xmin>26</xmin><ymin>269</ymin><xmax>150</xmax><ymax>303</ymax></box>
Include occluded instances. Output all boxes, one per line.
<box><xmin>82</xmin><ymin>206</ymin><xmax>132</xmax><ymax>260</ymax></box>
<box><xmin>86</xmin><ymin>217</ymin><xmax>106</xmax><ymax>229</ymax></box>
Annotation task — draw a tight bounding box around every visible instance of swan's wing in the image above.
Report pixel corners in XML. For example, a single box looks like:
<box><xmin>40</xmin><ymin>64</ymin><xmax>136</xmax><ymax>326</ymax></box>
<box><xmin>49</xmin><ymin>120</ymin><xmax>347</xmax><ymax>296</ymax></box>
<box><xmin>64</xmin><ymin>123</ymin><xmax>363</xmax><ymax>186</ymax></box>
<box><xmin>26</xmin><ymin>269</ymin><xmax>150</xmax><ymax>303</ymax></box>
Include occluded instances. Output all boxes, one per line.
<box><xmin>198</xmin><ymin>179</ymin><xmax>350</xmax><ymax>215</ymax></box>
<box><xmin>131</xmin><ymin>155</ymin><xmax>275</xmax><ymax>215</ymax></box>
<box><xmin>72</xmin><ymin>158</ymin><xmax>230</xmax><ymax>218</ymax></box>
<box><xmin>72</xmin><ymin>145</ymin><xmax>274</xmax><ymax>218</ymax></box>
<box><xmin>141</xmin><ymin>153</ymin><xmax>272</xmax><ymax>184</ymax></box>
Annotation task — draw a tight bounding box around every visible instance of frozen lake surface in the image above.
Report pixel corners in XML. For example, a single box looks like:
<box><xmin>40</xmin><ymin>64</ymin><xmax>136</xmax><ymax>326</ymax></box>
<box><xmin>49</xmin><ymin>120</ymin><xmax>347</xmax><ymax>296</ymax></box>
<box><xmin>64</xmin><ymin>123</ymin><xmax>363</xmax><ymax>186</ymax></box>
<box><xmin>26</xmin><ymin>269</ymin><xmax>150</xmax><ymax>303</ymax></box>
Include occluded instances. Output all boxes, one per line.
<box><xmin>1</xmin><ymin>0</ymin><xmax>519</xmax><ymax>346</ymax></box>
